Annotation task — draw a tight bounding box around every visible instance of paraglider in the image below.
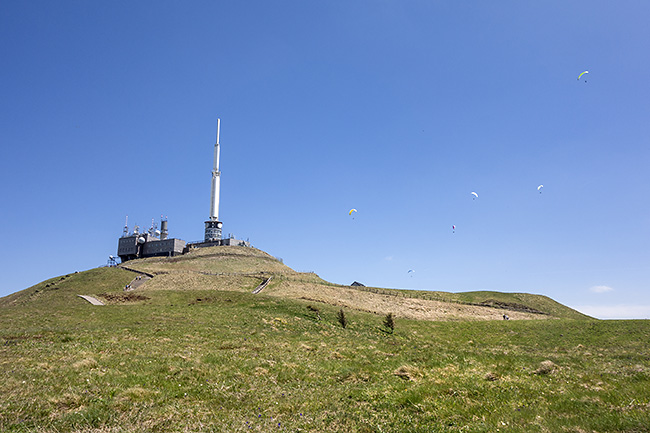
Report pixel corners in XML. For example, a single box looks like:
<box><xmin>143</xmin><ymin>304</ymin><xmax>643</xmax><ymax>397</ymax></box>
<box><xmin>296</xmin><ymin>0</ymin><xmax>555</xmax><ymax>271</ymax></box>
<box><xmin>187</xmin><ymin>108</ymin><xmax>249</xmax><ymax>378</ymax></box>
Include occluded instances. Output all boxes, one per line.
<box><xmin>408</xmin><ymin>269</ymin><xmax>415</xmax><ymax>277</ymax></box>
<box><xmin>348</xmin><ymin>209</ymin><xmax>357</xmax><ymax>216</ymax></box>
<box><xmin>537</xmin><ymin>184</ymin><xmax>543</xmax><ymax>194</ymax></box>
<box><xmin>452</xmin><ymin>225</ymin><xmax>456</xmax><ymax>233</ymax></box>
<box><xmin>471</xmin><ymin>191</ymin><xmax>479</xmax><ymax>200</ymax></box>
<box><xmin>578</xmin><ymin>71</ymin><xmax>589</xmax><ymax>82</ymax></box>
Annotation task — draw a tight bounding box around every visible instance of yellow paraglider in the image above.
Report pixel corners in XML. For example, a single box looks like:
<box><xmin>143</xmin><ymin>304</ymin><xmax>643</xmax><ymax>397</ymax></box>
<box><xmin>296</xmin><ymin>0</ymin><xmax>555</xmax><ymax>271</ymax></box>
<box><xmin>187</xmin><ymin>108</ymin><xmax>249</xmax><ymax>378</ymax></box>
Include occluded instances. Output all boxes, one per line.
<box><xmin>578</xmin><ymin>71</ymin><xmax>589</xmax><ymax>82</ymax></box>
<box><xmin>349</xmin><ymin>209</ymin><xmax>357</xmax><ymax>216</ymax></box>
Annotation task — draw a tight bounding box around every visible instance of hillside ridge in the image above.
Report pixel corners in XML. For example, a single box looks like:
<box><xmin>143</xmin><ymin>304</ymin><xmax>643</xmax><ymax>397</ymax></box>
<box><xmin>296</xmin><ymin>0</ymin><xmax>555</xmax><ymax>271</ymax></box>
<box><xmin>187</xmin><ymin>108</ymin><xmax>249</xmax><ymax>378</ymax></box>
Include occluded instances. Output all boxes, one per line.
<box><xmin>1</xmin><ymin>245</ymin><xmax>591</xmax><ymax>320</ymax></box>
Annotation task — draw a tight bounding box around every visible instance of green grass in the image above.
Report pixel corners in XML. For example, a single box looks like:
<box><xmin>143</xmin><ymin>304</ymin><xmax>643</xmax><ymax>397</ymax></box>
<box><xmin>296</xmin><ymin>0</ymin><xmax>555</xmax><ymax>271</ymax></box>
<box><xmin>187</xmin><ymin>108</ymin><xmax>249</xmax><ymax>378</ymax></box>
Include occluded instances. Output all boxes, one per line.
<box><xmin>103</xmin><ymin>246</ymin><xmax>588</xmax><ymax>320</ymax></box>
<box><xmin>124</xmin><ymin>246</ymin><xmax>293</xmax><ymax>276</ymax></box>
<box><xmin>1</xmin><ymin>268</ymin><xmax>650</xmax><ymax>432</ymax></box>
<box><xmin>348</xmin><ymin>287</ymin><xmax>590</xmax><ymax>320</ymax></box>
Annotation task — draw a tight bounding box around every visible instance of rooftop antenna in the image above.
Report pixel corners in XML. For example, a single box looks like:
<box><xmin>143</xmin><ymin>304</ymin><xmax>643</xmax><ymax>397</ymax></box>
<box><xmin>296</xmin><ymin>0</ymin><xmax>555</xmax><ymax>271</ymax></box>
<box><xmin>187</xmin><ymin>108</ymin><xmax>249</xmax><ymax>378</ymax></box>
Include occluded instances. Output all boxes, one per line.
<box><xmin>123</xmin><ymin>215</ymin><xmax>129</xmax><ymax>237</ymax></box>
<box><xmin>205</xmin><ymin>118</ymin><xmax>223</xmax><ymax>242</ymax></box>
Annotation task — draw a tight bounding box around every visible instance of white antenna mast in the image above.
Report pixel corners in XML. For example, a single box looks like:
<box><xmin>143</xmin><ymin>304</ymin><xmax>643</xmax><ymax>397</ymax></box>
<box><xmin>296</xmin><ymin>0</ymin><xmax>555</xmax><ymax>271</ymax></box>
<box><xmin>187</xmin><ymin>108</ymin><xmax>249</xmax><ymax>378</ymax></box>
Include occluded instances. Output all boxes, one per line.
<box><xmin>204</xmin><ymin>118</ymin><xmax>224</xmax><ymax>242</ymax></box>
<box><xmin>209</xmin><ymin>118</ymin><xmax>221</xmax><ymax>221</ymax></box>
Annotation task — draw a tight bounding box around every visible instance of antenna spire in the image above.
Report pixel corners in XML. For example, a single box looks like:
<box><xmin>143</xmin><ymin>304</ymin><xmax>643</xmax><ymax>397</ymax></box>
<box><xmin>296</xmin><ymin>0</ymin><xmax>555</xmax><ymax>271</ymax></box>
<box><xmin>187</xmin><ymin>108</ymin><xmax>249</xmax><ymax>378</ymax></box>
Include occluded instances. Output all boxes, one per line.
<box><xmin>205</xmin><ymin>118</ymin><xmax>223</xmax><ymax>242</ymax></box>
<box><xmin>209</xmin><ymin>118</ymin><xmax>221</xmax><ymax>221</ymax></box>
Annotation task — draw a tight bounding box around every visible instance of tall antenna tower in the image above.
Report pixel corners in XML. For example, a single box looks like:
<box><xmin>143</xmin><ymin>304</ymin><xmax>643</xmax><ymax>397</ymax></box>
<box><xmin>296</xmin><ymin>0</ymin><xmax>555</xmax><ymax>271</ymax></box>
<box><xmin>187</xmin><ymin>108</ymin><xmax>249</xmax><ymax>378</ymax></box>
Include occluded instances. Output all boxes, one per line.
<box><xmin>204</xmin><ymin>118</ymin><xmax>223</xmax><ymax>242</ymax></box>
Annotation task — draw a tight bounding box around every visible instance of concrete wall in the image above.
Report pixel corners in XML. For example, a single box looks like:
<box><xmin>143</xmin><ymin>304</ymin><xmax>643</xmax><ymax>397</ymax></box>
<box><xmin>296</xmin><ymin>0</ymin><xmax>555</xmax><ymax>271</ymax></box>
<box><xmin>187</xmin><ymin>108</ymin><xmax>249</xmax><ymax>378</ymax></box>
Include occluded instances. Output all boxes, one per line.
<box><xmin>142</xmin><ymin>238</ymin><xmax>186</xmax><ymax>257</ymax></box>
<box><xmin>187</xmin><ymin>237</ymin><xmax>250</xmax><ymax>250</ymax></box>
<box><xmin>221</xmin><ymin>238</ymin><xmax>250</xmax><ymax>247</ymax></box>
<box><xmin>117</xmin><ymin>236</ymin><xmax>138</xmax><ymax>257</ymax></box>
<box><xmin>119</xmin><ymin>236</ymin><xmax>186</xmax><ymax>261</ymax></box>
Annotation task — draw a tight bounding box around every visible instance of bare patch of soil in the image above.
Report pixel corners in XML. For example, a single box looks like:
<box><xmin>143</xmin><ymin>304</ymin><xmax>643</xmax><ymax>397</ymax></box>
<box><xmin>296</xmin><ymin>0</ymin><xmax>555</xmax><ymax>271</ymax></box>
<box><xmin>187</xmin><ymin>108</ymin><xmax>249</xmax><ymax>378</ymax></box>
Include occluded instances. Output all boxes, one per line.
<box><xmin>97</xmin><ymin>293</ymin><xmax>150</xmax><ymax>304</ymax></box>
<box><xmin>187</xmin><ymin>297</ymin><xmax>232</xmax><ymax>305</ymax></box>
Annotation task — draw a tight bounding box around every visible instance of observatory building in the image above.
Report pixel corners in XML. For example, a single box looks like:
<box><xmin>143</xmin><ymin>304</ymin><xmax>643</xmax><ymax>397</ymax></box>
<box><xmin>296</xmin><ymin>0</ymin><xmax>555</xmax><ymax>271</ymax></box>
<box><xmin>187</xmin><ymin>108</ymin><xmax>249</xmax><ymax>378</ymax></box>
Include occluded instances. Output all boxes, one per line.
<box><xmin>116</xmin><ymin>119</ymin><xmax>249</xmax><ymax>263</ymax></box>
<box><xmin>117</xmin><ymin>217</ymin><xmax>186</xmax><ymax>262</ymax></box>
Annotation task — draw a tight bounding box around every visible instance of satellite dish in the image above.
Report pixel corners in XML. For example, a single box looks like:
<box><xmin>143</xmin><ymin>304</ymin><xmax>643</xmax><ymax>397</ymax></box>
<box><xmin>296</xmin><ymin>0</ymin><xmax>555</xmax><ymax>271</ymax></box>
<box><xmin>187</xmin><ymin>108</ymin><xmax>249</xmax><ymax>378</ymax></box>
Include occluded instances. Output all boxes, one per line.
<box><xmin>109</xmin><ymin>255</ymin><xmax>114</xmax><ymax>259</ymax></box>
<box><xmin>137</xmin><ymin>237</ymin><xmax>146</xmax><ymax>244</ymax></box>
<box><xmin>154</xmin><ymin>230</ymin><xmax>161</xmax><ymax>236</ymax></box>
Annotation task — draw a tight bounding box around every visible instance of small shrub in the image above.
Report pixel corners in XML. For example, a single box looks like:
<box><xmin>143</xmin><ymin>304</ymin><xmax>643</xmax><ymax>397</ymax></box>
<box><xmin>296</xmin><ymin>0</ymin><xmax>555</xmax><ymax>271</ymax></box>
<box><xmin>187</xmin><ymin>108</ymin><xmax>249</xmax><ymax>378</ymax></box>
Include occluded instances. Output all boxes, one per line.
<box><xmin>307</xmin><ymin>305</ymin><xmax>321</xmax><ymax>321</ymax></box>
<box><xmin>383</xmin><ymin>313</ymin><xmax>395</xmax><ymax>333</ymax></box>
<box><xmin>337</xmin><ymin>309</ymin><xmax>348</xmax><ymax>328</ymax></box>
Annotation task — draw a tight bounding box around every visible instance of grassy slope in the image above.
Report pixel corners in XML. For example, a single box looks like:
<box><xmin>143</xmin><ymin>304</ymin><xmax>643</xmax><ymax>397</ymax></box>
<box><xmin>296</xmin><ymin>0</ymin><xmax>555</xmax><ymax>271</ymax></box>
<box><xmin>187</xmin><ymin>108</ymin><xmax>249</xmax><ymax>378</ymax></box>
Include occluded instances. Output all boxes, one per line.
<box><xmin>107</xmin><ymin>246</ymin><xmax>588</xmax><ymax>320</ymax></box>
<box><xmin>6</xmin><ymin>247</ymin><xmax>641</xmax><ymax>432</ymax></box>
<box><xmin>0</xmin><ymin>267</ymin><xmax>134</xmax><ymax>309</ymax></box>
<box><xmin>1</xmin><ymin>284</ymin><xmax>650</xmax><ymax>432</ymax></box>
<box><xmin>373</xmin><ymin>289</ymin><xmax>592</xmax><ymax>320</ymax></box>
<box><xmin>123</xmin><ymin>246</ymin><xmax>295</xmax><ymax>275</ymax></box>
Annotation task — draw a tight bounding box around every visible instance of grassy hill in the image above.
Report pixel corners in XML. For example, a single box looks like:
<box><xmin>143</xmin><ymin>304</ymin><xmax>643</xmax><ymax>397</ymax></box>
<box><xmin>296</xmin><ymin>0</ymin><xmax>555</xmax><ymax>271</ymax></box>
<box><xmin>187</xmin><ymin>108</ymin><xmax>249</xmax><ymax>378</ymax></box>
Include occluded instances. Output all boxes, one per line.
<box><xmin>2</xmin><ymin>246</ymin><xmax>649</xmax><ymax>432</ymax></box>
<box><xmin>96</xmin><ymin>245</ymin><xmax>587</xmax><ymax>321</ymax></box>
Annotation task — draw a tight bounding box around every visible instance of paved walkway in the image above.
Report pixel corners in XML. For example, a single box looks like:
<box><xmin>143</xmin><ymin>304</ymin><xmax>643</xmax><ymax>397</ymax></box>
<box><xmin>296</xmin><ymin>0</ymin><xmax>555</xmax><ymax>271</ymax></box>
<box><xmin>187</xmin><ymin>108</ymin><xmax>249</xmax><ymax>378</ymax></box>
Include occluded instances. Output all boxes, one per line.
<box><xmin>252</xmin><ymin>276</ymin><xmax>272</xmax><ymax>294</ymax></box>
<box><xmin>124</xmin><ymin>275</ymin><xmax>151</xmax><ymax>291</ymax></box>
<box><xmin>77</xmin><ymin>295</ymin><xmax>104</xmax><ymax>306</ymax></box>
<box><xmin>130</xmin><ymin>275</ymin><xmax>151</xmax><ymax>289</ymax></box>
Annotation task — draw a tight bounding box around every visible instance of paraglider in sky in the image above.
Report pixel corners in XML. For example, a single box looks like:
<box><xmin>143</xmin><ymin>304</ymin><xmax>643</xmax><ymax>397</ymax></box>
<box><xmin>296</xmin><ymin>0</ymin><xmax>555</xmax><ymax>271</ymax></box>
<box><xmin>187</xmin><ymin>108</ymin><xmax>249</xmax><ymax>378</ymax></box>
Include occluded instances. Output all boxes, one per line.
<box><xmin>408</xmin><ymin>269</ymin><xmax>415</xmax><ymax>277</ymax></box>
<box><xmin>452</xmin><ymin>225</ymin><xmax>456</xmax><ymax>233</ymax></box>
<box><xmin>578</xmin><ymin>71</ymin><xmax>589</xmax><ymax>82</ymax></box>
<box><xmin>537</xmin><ymin>184</ymin><xmax>544</xmax><ymax>194</ymax></box>
<box><xmin>471</xmin><ymin>191</ymin><xmax>479</xmax><ymax>200</ymax></box>
<box><xmin>349</xmin><ymin>209</ymin><xmax>357</xmax><ymax>216</ymax></box>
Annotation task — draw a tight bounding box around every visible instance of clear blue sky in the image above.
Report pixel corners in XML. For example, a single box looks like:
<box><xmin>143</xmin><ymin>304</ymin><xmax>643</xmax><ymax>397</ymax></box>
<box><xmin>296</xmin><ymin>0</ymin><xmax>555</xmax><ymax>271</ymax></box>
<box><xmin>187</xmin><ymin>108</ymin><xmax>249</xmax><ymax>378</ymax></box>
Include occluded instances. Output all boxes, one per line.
<box><xmin>1</xmin><ymin>1</ymin><xmax>648</xmax><ymax>319</ymax></box>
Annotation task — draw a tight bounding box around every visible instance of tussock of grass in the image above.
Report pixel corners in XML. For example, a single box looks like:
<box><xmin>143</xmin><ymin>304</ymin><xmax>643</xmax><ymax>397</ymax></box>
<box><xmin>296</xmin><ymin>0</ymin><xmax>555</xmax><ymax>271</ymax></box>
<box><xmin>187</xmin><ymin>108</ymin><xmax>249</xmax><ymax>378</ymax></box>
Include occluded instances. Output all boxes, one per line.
<box><xmin>72</xmin><ymin>358</ymin><xmax>98</xmax><ymax>369</ymax></box>
<box><xmin>533</xmin><ymin>360</ymin><xmax>558</xmax><ymax>375</ymax></box>
<box><xmin>393</xmin><ymin>365</ymin><xmax>423</xmax><ymax>381</ymax></box>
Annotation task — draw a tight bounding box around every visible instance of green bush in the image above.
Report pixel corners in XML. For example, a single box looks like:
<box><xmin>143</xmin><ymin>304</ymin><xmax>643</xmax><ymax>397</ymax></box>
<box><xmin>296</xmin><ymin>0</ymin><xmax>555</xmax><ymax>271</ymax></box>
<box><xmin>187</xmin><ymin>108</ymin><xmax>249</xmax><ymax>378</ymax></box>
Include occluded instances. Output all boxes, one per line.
<box><xmin>383</xmin><ymin>312</ymin><xmax>395</xmax><ymax>333</ymax></box>
<box><xmin>337</xmin><ymin>308</ymin><xmax>348</xmax><ymax>328</ymax></box>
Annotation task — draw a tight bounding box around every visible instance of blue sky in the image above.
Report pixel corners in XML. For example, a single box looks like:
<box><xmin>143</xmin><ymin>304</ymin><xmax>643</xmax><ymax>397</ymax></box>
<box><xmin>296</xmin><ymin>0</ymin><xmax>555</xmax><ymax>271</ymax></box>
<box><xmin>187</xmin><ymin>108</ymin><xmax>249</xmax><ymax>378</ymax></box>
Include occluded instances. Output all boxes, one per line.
<box><xmin>1</xmin><ymin>1</ymin><xmax>648</xmax><ymax>319</ymax></box>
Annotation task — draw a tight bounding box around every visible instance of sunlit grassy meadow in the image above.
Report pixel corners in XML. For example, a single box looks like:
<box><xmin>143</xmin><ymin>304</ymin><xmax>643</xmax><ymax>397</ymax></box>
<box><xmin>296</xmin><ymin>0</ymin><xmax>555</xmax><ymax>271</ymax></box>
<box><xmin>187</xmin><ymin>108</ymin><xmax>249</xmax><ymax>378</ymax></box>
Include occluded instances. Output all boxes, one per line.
<box><xmin>1</xmin><ymin>264</ymin><xmax>649</xmax><ymax>432</ymax></box>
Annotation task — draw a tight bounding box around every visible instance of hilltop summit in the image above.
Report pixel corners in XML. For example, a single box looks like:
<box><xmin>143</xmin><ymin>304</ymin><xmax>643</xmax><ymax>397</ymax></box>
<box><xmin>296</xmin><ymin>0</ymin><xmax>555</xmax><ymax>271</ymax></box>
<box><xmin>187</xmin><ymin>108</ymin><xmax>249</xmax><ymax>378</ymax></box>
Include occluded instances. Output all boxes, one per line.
<box><xmin>2</xmin><ymin>245</ymin><xmax>590</xmax><ymax>320</ymax></box>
